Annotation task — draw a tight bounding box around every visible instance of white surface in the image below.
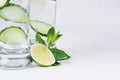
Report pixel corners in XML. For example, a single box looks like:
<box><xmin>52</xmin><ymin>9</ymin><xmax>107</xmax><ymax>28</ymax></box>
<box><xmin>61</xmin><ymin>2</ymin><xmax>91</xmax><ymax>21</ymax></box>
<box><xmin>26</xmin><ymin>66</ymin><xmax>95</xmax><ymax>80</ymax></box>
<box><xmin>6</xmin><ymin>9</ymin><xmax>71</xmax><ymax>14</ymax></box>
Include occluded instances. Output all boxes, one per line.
<box><xmin>1</xmin><ymin>0</ymin><xmax>120</xmax><ymax>80</ymax></box>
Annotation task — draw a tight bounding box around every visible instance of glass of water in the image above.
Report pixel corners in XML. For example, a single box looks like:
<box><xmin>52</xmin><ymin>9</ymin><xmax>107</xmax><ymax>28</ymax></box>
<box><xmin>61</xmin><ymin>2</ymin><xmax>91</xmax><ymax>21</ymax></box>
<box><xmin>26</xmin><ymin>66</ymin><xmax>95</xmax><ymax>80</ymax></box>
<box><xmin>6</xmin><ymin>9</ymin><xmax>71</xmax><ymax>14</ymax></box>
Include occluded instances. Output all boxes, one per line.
<box><xmin>0</xmin><ymin>0</ymin><xmax>31</xmax><ymax>69</ymax></box>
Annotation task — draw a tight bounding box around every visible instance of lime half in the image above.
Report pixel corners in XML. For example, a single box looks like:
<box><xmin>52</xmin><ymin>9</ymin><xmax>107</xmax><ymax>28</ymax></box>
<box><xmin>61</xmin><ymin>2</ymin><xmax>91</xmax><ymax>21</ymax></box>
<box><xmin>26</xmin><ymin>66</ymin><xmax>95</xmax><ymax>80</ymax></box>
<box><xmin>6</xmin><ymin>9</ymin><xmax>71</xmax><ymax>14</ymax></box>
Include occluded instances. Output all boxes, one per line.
<box><xmin>30</xmin><ymin>43</ymin><xmax>55</xmax><ymax>66</ymax></box>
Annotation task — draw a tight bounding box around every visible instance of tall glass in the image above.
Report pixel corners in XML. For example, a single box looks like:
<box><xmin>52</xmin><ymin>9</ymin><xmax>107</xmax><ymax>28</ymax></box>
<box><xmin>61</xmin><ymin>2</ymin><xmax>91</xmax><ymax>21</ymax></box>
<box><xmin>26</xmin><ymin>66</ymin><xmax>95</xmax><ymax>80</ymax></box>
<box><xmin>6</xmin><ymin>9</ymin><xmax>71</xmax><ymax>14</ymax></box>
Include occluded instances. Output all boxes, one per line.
<box><xmin>0</xmin><ymin>0</ymin><xmax>31</xmax><ymax>69</ymax></box>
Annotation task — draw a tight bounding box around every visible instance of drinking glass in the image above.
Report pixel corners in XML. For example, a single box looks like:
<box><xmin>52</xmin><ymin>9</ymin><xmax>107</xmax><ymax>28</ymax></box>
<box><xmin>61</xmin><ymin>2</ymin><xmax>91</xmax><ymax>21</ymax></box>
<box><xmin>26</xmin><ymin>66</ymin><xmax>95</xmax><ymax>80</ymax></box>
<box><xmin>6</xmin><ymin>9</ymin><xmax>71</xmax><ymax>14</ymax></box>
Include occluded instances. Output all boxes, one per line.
<box><xmin>0</xmin><ymin>0</ymin><xmax>31</xmax><ymax>69</ymax></box>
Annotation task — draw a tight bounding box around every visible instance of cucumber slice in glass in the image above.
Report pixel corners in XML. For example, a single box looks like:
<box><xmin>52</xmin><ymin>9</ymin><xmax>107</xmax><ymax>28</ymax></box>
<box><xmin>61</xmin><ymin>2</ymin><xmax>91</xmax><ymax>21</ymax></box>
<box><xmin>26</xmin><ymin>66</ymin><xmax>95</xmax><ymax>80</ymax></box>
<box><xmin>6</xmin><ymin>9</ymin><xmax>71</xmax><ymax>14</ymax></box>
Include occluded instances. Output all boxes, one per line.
<box><xmin>30</xmin><ymin>20</ymin><xmax>53</xmax><ymax>35</ymax></box>
<box><xmin>0</xmin><ymin>0</ymin><xmax>10</xmax><ymax>8</ymax></box>
<box><xmin>0</xmin><ymin>26</ymin><xmax>27</xmax><ymax>45</ymax></box>
<box><xmin>0</xmin><ymin>4</ymin><xmax>29</xmax><ymax>23</ymax></box>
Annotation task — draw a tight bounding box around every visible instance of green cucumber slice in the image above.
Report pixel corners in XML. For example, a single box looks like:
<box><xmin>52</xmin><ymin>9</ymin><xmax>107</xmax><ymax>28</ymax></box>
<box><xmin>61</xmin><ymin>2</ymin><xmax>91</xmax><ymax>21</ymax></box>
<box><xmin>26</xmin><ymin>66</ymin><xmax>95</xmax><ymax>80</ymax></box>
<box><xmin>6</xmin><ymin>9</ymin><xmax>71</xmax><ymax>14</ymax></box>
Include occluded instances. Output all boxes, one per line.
<box><xmin>0</xmin><ymin>4</ymin><xmax>29</xmax><ymax>23</ymax></box>
<box><xmin>30</xmin><ymin>20</ymin><xmax>53</xmax><ymax>35</ymax></box>
<box><xmin>0</xmin><ymin>0</ymin><xmax>10</xmax><ymax>8</ymax></box>
<box><xmin>0</xmin><ymin>26</ymin><xmax>27</xmax><ymax>44</ymax></box>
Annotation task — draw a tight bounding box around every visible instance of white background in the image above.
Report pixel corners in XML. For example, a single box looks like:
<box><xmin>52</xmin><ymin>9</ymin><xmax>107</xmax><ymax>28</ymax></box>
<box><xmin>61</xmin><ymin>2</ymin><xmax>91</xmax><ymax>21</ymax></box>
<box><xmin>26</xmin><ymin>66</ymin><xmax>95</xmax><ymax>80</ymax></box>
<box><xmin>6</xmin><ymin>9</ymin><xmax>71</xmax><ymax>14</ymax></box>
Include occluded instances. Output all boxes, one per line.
<box><xmin>1</xmin><ymin>0</ymin><xmax>120</xmax><ymax>80</ymax></box>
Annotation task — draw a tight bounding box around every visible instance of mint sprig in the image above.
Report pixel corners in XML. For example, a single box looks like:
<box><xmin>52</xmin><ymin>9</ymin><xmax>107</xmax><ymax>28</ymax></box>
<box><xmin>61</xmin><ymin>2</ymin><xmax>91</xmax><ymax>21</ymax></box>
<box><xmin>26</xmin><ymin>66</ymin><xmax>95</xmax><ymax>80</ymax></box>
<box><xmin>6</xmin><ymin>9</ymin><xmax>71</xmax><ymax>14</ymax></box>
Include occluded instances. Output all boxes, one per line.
<box><xmin>47</xmin><ymin>27</ymin><xmax>63</xmax><ymax>43</ymax></box>
<box><xmin>33</xmin><ymin>24</ymin><xmax>70</xmax><ymax>66</ymax></box>
<box><xmin>47</xmin><ymin>27</ymin><xmax>62</xmax><ymax>48</ymax></box>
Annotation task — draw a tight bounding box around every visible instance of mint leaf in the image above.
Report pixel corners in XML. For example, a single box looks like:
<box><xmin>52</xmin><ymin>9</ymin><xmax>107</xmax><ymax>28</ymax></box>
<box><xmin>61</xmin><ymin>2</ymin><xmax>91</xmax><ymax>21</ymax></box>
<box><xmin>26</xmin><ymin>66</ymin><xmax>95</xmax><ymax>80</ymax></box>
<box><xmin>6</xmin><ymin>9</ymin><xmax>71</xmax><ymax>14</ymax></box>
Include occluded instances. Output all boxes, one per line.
<box><xmin>47</xmin><ymin>27</ymin><xmax>55</xmax><ymax>42</ymax></box>
<box><xmin>53</xmin><ymin>32</ymin><xmax>62</xmax><ymax>42</ymax></box>
<box><xmin>50</xmin><ymin>48</ymin><xmax>70</xmax><ymax>61</ymax></box>
<box><xmin>47</xmin><ymin>27</ymin><xmax>62</xmax><ymax>43</ymax></box>
<box><xmin>36</xmin><ymin>32</ymin><xmax>46</xmax><ymax>45</ymax></box>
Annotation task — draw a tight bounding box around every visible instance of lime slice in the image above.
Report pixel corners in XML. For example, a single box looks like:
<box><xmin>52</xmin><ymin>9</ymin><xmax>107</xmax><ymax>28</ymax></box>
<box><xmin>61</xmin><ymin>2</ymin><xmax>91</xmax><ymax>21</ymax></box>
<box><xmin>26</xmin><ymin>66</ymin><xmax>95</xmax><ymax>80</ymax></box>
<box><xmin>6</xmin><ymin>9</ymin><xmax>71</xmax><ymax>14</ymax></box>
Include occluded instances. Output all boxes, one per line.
<box><xmin>30</xmin><ymin>43</ymin><xmax>55</xmax><ymax>66</ymax></box>
<box><xmin>30</xmin><ymin>20</ymin><xmax>52</xmax><ymax>35</ymax></box>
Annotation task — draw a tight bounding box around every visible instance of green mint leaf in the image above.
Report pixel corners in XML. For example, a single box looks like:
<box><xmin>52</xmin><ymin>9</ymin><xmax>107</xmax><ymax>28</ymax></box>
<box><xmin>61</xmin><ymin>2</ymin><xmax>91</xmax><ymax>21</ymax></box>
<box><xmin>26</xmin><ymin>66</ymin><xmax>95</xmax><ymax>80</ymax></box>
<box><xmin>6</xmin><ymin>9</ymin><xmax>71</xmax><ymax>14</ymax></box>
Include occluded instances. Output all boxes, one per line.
<box><xmin>52</xmin><ymin>61</ymin><xmax>61</xmax><ymax>66</ymax></box>
<box><xmin>47</xmin><ymin>27</ymin><xmax>55</xmax><ymax>42</ymax></box>
<box><xmin>53</xmin><ymin>32</ymin><xmax>62</xmax><ymax>42</ymax></box>
<box><xmin>50</xmin><ymin>48</ymin><xmax>70</xmax><ymax>61</ymax></box>
<box><xmin>36</xmin><ymin>32</ymin><xmax>46</xmax><ymax>45</ymax></box>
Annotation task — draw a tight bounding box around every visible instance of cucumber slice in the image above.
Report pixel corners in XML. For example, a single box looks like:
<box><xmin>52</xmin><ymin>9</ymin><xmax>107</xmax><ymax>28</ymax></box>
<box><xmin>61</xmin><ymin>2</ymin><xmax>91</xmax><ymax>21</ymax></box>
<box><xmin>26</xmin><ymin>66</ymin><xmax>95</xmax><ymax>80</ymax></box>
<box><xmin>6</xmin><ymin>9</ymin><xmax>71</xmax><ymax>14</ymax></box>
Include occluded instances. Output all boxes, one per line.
<box><xmin>0</xmin><ymin>4</ymin><xmax>29</xmax><ymax>23</ymax></box>
<box><xmin>0</xmin><ymin>0</ymin><xmax>10</xmax><ymax>8</ymax></box>
<box><xmin>30</xmin><ymin>20</ymin><xmax>53</xmax><ymax>35</ymax></box>
<box><xmin>0</xmin><ymin>26</ymin><xmax>27</xmax><ymax>44</ymax></box>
